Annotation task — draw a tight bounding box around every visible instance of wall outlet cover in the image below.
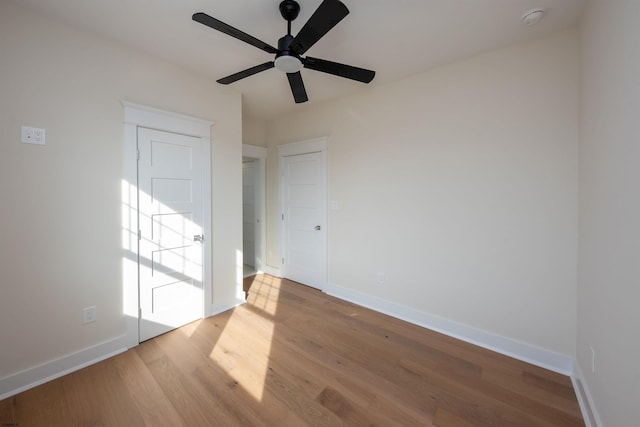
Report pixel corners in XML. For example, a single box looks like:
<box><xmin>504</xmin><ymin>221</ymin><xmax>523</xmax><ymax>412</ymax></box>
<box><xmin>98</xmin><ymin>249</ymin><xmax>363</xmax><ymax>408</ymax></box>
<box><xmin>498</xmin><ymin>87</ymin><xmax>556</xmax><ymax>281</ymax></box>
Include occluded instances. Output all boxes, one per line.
<box><xmin>21</xmin><ymin>126</ymin><xmax>46</xmax><ymax>145</ymax></box>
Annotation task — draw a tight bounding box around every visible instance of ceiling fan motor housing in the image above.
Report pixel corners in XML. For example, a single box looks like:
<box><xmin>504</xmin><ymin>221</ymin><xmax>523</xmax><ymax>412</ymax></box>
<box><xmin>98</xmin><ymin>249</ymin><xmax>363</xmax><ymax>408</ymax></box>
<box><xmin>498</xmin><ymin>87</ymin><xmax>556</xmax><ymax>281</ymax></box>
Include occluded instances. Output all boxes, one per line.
<box><xmin>275</xmin><ymin>34</ymin><xmax>303</xmax><ymax>73</ymax></box>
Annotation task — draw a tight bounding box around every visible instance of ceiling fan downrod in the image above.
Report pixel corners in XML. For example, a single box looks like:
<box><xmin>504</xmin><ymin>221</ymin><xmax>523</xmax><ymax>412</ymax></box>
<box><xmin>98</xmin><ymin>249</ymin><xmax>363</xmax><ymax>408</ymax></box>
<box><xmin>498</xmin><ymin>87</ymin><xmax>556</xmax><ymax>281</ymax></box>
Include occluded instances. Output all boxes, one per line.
<box><xmin>275</xmin><ymin>0</ymin><xmax>303</xmax><ymax>73</ymax></box>
<box><xmin>279</xmin><ymin>0</ymin><xmax>300</xmax><ymax>35</ymax></box>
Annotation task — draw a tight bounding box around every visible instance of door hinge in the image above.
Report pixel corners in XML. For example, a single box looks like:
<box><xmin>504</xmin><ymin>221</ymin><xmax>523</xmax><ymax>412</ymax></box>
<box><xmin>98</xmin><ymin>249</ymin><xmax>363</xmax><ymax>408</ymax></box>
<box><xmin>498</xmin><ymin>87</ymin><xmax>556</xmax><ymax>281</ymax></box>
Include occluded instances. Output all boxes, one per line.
<box><xmin>281</xmin><ymin>213</ymin><xmax>284</xmax><ymax>221</ymax></box>
<box><xmin>136</xmin><ymin>148</ymin><xmax>140</xmax><ymax>160</ymax></box>
<box><xmin>138</xmin><ymin>308</ymin><xmax>142</xmax><ymax>317</ymax></box>
<box><xmin>138</xmin><ymin>229</ymin><xmax>142</xmax><ymax>241</ymax></box>
<box><xmin>282</xmin><ymin>257</ymin><xmax>284</xmax><ymax>265</ymax></box>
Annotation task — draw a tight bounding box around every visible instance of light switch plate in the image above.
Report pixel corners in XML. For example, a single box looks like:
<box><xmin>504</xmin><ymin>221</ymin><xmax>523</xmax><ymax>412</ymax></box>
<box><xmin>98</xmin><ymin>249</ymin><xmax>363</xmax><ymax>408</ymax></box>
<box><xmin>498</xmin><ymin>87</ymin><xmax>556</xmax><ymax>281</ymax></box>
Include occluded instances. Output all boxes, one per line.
<box><xmin>21</xmin><ymin>126</ymin><xmax>46</xmax><ymax>145</ymax></box>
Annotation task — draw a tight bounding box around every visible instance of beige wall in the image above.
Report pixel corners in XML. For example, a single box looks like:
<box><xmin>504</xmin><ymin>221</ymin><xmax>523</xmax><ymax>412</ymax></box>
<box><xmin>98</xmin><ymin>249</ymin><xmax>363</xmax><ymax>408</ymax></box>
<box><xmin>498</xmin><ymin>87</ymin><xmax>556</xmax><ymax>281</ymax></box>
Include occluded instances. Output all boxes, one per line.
<box><xmin>266</xmin><ymin>30</ymin><xmax>579</xmax><ymax>357</ymax></box>
<box><xmin>0</xmin><ymin>2</ymin><xmax>242</xmax><ymax>378</ymax></box>
<box><xmin>242</xmin><ymin>114</ymin><xmax>268</xmax><ymax>147</ymax></box>
<box><xmin>578</xmin><ymin>0</ymin><xmax>640</xmax><ymax>424</ymax></box>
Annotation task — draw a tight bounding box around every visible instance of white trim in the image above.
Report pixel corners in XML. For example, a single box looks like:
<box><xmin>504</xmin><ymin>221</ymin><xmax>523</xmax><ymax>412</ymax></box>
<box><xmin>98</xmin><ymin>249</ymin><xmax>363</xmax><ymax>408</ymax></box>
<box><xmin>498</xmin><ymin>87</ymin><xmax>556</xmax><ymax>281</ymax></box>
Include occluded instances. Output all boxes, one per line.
<box><xmin>242</xmin><ymin>145</ymin><xmax>267</xmax><ymax>274</ymax></box>
<box><xmin>325</xmin><ymin>281</ymin><xmax>574</xmax><ymax>375</ymax></box>
<box><xmin>122</xmin><ymin>101</ymin><xmax>213</xmax><ymax>136</ymax></box>
<box><xmin>122</xmin><ymin>102</ymin><xmax>213</xmax><ymax>343</ymax></box>
<box><xmin>210</xmin><ymin>297</ymin><xmax>246</xmax><ymax>317</ymax></box>
<box><xmin>0</xmin><ymin>336</ymin><xmax>127</xmax><ymax>400</ymax></box>
<box><xmin>278</xmin><ymin>137</ymin><xmax>328</xmax><ymax>290</ymax></box>
<box><xmin>202</xmin><ymin>138</ymin><xmax>213</xmax><ymax>318</ymax></box>
<box><xmin>278</xmin><ymin>137</ymin><xmax>327</xmax><ymax>157</ymax></box>
<box><xmin>571</xmin><ymin>362</ymin><xmax>602</xmax><ymax>427</ymax></box>
<box><xmin>242</xmin><ymin>144</ymin><xmax>267</xmax><ymax>160</ymax></box>
<box><xmin>263</xmin><ymin>265</ymin><xmax>282</xmax><ymax>278</ymax></box>
<box><xmin>122</xmin><ymin>122</ymin><xmax>140</xmax><ymax>349</ymax></box>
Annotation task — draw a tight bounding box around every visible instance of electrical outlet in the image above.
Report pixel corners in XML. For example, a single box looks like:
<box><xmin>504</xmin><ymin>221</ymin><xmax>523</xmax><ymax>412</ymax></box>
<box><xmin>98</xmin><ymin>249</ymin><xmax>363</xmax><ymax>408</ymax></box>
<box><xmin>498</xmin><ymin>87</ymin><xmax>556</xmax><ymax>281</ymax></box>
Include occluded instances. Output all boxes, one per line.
<box><xmin>590</xmin><ymin>346</ymin><xmax>596</xmax><ymax>373</ymax></box>
<box><xmin>21</xmin><ymin>126</ymin><xmax>46</xmax><ymax>145</ymax></box>
<box><xmin>33</xmin><ymin>128</ymin><xmax>45</xmax><ymax>144</ymax></box>
<box><xmin>82</xmin><ymin>306</ymin><xmax>97</xmax><ymax>324</ymax></box>
<box><xmin>377</xmin><ymin>272</ymin><xmax>385</xmax><ymax>284</ymax></box>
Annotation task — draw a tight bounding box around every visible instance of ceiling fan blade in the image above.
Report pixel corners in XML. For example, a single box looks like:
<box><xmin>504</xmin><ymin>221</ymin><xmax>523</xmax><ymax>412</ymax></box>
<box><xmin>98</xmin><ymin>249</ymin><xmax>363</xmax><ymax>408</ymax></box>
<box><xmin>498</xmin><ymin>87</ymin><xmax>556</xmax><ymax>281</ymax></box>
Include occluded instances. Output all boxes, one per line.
<box><xmin>303</xmin><ymin>56</ymin><xmax>375</xmax><ymax>83</ymax></box>
<box><xmin>290</xmin><ymin>0</ymin><xmax>349</xmax><ymax>55</ymax></box>
<box><xmin>286</xmin><ymin>72</ymin><xmax>309</xmax><ymax>103</ymax></box>
<box><xmin>217</xmin><ymin>62</ymin><xmax>275</xmax><ymax>85</ymax></box>
<box><xmin>193</xmin><ymin>12</ymin><xmax>278</xmax><ymax>54</ymax></box>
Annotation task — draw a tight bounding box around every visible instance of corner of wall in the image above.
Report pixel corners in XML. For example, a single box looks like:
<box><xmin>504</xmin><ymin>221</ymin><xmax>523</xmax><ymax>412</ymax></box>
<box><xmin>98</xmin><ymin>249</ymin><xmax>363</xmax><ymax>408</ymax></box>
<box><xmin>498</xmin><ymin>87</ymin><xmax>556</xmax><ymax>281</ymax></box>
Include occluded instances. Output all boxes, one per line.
<box><xmin>571</xmin><ymin>361</ymin><xmax>603</xmax><ymax>427</ymax></box>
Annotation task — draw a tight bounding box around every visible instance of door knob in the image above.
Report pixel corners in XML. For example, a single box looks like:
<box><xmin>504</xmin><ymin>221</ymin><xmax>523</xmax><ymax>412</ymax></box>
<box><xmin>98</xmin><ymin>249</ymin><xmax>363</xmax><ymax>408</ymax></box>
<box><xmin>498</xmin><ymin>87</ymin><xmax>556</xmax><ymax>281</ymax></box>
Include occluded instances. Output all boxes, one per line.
<box><xmin>314</xmin><ymin>225</ymin><xmax>321</xmax><ymax>231</ymax></box>
<box><xmin>193</xmin><ymin>234</ymin><xmax>204</xmax><ymax>242</ymax></box>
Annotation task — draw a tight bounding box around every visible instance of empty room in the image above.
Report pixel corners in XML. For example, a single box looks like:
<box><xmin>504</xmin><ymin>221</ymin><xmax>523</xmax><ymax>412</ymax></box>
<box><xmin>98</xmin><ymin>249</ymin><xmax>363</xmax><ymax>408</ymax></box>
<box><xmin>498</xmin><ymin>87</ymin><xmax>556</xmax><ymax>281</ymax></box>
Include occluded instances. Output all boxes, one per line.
<box><xmin>0</xmin><ymin>0</ymin><xmax>637</xmax><ymax>426</ymax></box>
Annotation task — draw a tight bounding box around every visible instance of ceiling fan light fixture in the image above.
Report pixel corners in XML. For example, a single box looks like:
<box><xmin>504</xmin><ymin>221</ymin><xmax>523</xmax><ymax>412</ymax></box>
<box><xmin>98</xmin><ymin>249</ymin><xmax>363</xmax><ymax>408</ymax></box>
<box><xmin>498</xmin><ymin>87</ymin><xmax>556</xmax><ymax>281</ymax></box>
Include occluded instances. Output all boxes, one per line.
<box><xmin>274</xmin><ymin>54</ymin><xmax>303</xmax><ymax>73</ymax></box>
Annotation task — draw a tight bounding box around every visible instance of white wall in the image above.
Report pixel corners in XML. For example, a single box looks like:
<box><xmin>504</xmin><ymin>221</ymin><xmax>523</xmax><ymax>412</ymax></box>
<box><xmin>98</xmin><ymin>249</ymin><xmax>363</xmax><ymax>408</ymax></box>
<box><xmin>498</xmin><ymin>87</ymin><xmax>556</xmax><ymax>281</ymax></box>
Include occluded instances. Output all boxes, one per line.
<box><xmin>266</xmin><ymin>30</ymin><xmax>579</xmax><ymax>357</ymax></box>
<box><xmin>578</xmin><ymin>0</ymin><xmax>640</xmax><ymax>424</ymax></box>
<box><xmin>0</xmin><ymin>1</ymin><xmax>242</xmax><ymax>380</ymax></box>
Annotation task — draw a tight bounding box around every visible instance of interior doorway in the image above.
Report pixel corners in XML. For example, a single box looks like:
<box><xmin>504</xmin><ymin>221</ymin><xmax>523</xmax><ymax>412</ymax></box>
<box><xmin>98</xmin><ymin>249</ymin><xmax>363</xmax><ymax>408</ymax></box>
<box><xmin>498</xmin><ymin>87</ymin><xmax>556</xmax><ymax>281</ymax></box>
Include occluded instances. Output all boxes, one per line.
<box><xmin>278</xmin><ymin>137</ymin><xmax>328</xmax><ymax>290</ymax></box>
<box><xmin>242</xmin><ymin>145</ymin><xmax>267</xmax><ymax>278</ymax></box>
<box><xmin>122</xmin><ymin>102</ymin><xmax>213</xmax><ymax>348</ymax></box>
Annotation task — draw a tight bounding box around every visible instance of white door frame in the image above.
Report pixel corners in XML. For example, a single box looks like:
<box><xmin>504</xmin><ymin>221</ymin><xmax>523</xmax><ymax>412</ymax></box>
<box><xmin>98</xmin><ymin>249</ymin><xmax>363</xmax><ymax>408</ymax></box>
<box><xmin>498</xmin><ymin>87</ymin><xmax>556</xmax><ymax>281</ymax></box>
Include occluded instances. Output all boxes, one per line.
<box><xmin>278</xmin><ymin>137</ymin><xmax>328</xmax><ymax>290</ymax></box>
<box><xmin>122</xmin><ymin>101</ymin><xmax>213</xmax><ymax>348</ymax></box>
<box><xmin>242</xmin><ymin>144</ymin><xmax>267</xmax><ymax>274</ymax></box>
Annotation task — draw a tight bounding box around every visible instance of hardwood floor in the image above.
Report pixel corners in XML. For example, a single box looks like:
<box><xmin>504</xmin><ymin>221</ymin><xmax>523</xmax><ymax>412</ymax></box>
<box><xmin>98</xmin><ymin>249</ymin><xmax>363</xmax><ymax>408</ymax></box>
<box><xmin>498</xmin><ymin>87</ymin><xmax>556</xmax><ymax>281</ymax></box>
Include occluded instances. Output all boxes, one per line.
<box><xmin>1</xmin><ymin>274</ymin><xmax>584</xmax><ymax>426</ymax></box>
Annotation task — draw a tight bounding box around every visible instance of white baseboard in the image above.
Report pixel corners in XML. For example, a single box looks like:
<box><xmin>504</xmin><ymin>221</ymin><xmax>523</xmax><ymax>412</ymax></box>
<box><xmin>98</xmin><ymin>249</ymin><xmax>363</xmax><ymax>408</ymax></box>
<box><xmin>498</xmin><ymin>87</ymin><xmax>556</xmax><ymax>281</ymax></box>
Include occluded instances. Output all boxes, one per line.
<box><xmin>325</xmin><ymin>282</ymin><xmax>574</xmax><ymax>375</ymax></box>
<box><xmin>571</xmin><ymin>362</ymin><xmax>602</xmax><ymax>427</ymax></box>
<box><xmin>0</xmin><ymin>298</ymin><xmax>245</xmax><ymax>401</ymax></box>
<box><xmin>1</xmin><ymin>280</ymin><xmax>589</xmax><ymax>422</ymax></box>
<box><xmin>0</xmin><ymin>335</ymin><xmax>127</xmax><ymax>401</ymax></box>
<box><xmin>208</xmin><ymin>298</ymin><xmax>245</xmax><ymax>317</ymax></box>
<box><xmin>262</xmin><ymin>265</ymin><xmax>281</xmax><ymax>278</ymax></box>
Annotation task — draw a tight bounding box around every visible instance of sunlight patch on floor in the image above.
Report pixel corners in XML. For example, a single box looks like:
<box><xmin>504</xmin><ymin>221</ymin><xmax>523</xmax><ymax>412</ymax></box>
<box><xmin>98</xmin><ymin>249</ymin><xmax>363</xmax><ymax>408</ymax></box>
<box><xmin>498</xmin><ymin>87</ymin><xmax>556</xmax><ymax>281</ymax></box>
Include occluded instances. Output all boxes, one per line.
<box><xmin>177</xmin><ymin>318</ymin><xmax>202</xmax><ymax>338</ymax></box>
<box><xmin>208</xmin><ymin>280</ymin><xmax>280</xmax><ymax>401</ymax></box>
<box><xmin>247</xmin><ymin>279</ymin><xmax>281</xmax><ymax>316</ymax></box>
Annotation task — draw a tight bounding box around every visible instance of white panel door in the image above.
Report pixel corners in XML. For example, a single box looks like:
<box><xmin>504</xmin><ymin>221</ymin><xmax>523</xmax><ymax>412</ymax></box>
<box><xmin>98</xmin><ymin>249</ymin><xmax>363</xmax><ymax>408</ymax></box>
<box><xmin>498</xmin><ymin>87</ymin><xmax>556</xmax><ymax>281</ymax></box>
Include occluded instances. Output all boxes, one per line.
<box><xmin>138</xmin><ymin>127</ymin><xmax>203</xmax><ymax>341</ymax></box>
<box><xmin>282</xmin><ymin>151</ymin><xmax>327</xmax><ymax>289</ymax></box>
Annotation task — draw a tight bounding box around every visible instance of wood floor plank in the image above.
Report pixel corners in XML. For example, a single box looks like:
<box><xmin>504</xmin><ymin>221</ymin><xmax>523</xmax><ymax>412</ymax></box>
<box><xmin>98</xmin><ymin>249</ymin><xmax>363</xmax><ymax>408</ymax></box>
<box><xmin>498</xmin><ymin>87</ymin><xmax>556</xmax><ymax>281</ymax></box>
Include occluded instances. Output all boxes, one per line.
<box><xmin>315</xmin><ymin>386</ymin><xmax>404</xmax><ymax>427</ymax></box>
<box><xmin>482</xmin><ymin>366</ymin><xmax>582</xmax><ymax>416</ymax></box>
<box><xmin>233</xmin><ymin>301</ymin><xmax>432</xmax><ymax>426</ymax></box>
<box><xmin>400</xmin><ymin>356</ymin><xmax>582</xmax><ymax>427</ymax></box>
<box><xmin>154</xmin><ymin>320</ymin><xmax>309</xmax><ymax>427</ymax></box>
<box><xmin>3</xmin><ymin>378</ymin><xmax>68</xmax><ymax>426</ymax></box>
<box><xmin>0</xmin><ymin>394</ymin><xmax>16</xmax><ymax>426</ymax></box>
<box><xmin>434</xmin><ymin>407</ymin><xmax>479</xmax><ymax>427</ymax></box>
<box><xmin>153</xmin><ymin>326</ymin><xmax>271</xmax><ymax>427</ymax></box>
<box><xmin>142</xmin><ymin>352</ymin><xmax>236</xmax><ymax>425</ymax></box>
<box><xmin>61</xmin><ymin>356</ymin><xmax>149</xmax><ymax>426</ymax></box>
<box><xmin>0</xmin><ymin>274</ymin><xmax>584</xmax><ymax>426</ymax></box>
<box><xmin>110</xmin><ymin>350</ymin><xmax>184</xmax><ymax>427</ymax></box>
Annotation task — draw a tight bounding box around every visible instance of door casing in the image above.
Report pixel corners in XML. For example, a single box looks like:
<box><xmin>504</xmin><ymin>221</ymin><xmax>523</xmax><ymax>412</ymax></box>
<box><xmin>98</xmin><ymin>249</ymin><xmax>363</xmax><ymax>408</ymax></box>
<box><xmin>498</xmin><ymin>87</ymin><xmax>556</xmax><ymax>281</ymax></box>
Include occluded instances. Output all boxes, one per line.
<box><xmin>122</xmin><ymin>101</ymin><xmax>213</xmax><ymax>348</ymax></box>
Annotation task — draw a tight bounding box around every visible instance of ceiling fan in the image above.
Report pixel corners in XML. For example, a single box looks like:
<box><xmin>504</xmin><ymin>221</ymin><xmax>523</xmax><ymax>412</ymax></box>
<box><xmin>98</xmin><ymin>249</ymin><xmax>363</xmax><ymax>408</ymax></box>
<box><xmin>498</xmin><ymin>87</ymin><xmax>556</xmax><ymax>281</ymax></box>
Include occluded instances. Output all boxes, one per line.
<box><xmin>192</xmin><ymin>0</ymin><xmax>375</xmax><ymax>104</ymax></box>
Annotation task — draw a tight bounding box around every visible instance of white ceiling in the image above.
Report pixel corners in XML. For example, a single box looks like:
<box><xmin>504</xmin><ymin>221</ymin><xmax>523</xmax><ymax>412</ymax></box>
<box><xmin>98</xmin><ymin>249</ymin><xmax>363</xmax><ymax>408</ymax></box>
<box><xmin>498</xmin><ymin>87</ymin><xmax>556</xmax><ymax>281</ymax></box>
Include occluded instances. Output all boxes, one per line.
<box><xmin>13</xmin><ymin>0</ymin><xmax>585</xmax><ymax>121</ymax></box>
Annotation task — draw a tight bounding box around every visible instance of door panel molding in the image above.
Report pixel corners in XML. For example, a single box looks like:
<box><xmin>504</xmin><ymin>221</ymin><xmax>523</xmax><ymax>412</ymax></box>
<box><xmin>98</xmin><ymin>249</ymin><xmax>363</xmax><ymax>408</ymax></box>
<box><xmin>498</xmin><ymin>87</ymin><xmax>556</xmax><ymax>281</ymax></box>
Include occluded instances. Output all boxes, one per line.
<box><xmin>122</xmin><ymin>101</ymin><xmax>212</xmax><ymax>348</ymax></box>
